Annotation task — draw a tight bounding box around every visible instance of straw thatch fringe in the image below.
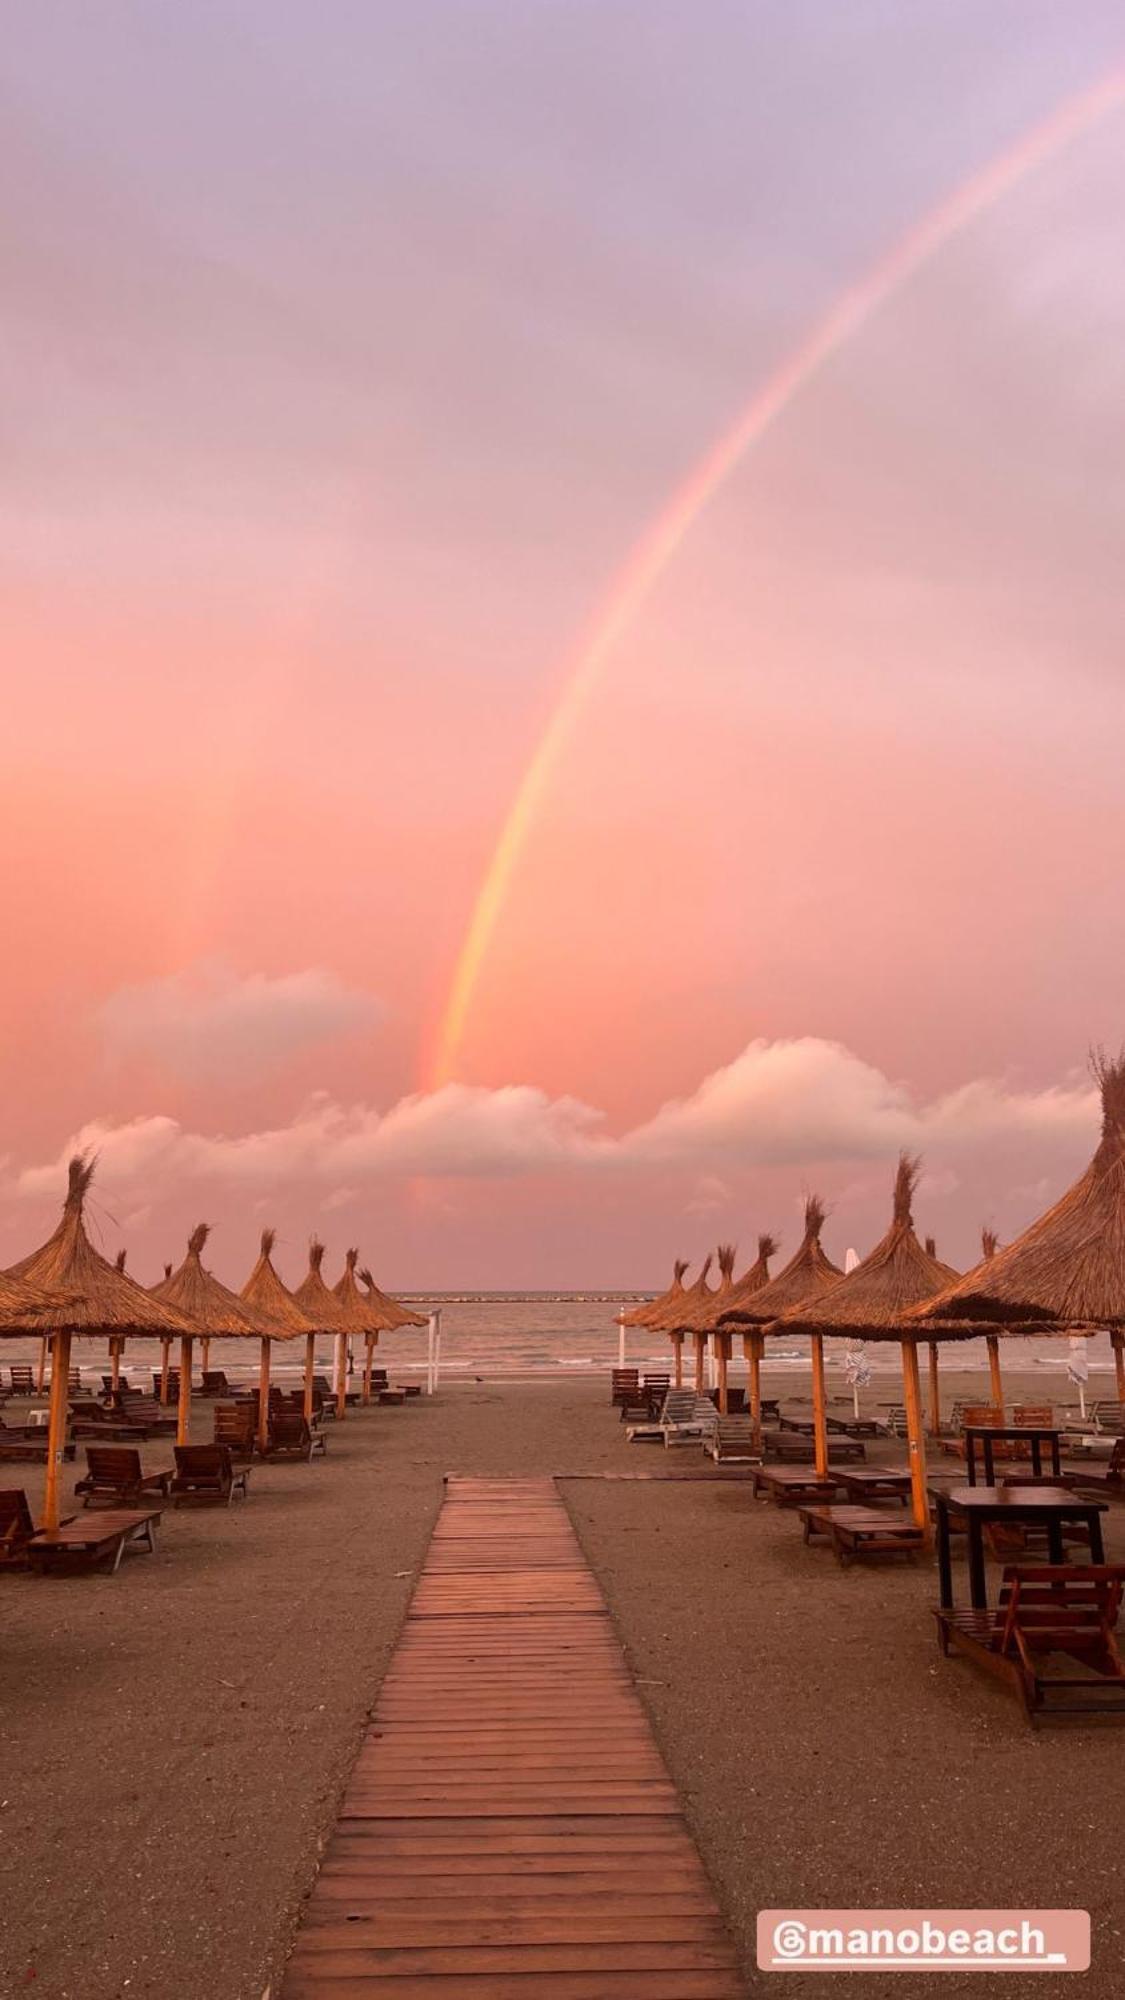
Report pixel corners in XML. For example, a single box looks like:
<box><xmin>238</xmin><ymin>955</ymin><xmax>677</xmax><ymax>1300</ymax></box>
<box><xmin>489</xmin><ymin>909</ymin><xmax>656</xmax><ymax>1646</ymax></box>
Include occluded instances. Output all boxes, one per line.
<box><xmin>114</xmin><ymin>1249</ymin><xmax>127</xmax><ymax>1274</ymax></box>
<box><xmin>910</xmin><ymin>1049</ymin><xmax>1125</xmax><ymax>1333</ymax></box>
<box><xmin>153</xmin><ymin>1223</ymin><xmax>270</xmax><ymax>1338</ymax></box>
<box><xmin>720</xmin><ymin>1200</ymin><xmax>837</xmax><ymax>1326</ymax></box>
<box><xmin>294</xmin><ymin>1237</ymin><xmax>353</xmax><ymax>1333</ymax></box>
<box><xmin>648</xmin><ymin>1252</ymin><xmax>714</xmax><ymax>1332</ymax></box>
<box><xmin>356</xmin><ymin>1261</ymin><xmax>426</xmax><ymax>1329</ymax></box>
<box><xmin>982</xmin><ymin>1227</ymin><xmax>999</xmax><ymax>1261</ymax></box>
<box><xmin>622</xmin><ymin>1257</ymin><xmax>689</xmax><ymax>1329</ymax></box>
<box><xmin>238</xmin><ymin>1230</ymin><xmax>311</xmax><ymax>1340</ymax></box>
<box><xmin>776</xmin><ymin>1155</ymin><xmax>962</xmax><ymax>1342</ymax></box>
<box><xmin>7</xmin><ymin>1155</ymin><xmax>192</xmax><ymax>1336</ymax></box>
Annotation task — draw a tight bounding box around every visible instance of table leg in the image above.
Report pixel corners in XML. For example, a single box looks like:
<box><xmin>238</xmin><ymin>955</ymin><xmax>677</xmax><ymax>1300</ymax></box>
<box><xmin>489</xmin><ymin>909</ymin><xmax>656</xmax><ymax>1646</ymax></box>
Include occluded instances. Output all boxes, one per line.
<box><xmin>983</xmin><ymin>1437</ymin><xmax>995</xmax><ymax>1486</ymax></box>
<box><xmin>1090</xmin><ymin>1515</ymin><xmax>1105</xmax><ymax>1564</ymax></box>
<box><xmin>1050</xmin><ymin>1438</ymin><xmax>1061</xmax><ymax>1479</ymax></box>
<box><xmin>1031</xmin><ymin>1439</ymin><xmax>1043</xmax><ymax>1478</ymax></box>
<box><xmin>936</xmin><ymin>1499</ymin><xmax>954</xmax><ymax>1610</ymax></box>
<box><xmin>966</xmin><ymin>1437</ymin><xmax>978</xmax><ymax>1487</ymax></box>
<box><xmin>1046</xmin><ymin>1522</ymin><xmax>1064</xmax><ymax>1565</ymax></box>
<box><xmin>968</xmin><ymin>1520</ymin><xmax>988</xmax><ymax>1609</ymax></box>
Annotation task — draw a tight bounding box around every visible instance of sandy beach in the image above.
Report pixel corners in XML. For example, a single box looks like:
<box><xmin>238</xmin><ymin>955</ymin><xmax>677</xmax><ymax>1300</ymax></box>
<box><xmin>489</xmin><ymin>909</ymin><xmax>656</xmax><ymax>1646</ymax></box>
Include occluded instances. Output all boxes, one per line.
<box><xmin>3</xmin><ymin>1368</ymin><xmax>1122</xmax><ymax>2000</ymax></box>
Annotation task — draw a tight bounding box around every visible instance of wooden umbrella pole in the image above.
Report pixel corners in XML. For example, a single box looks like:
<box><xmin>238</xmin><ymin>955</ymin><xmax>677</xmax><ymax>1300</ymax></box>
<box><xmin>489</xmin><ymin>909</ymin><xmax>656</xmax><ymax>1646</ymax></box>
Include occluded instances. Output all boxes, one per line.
<box><xmin>716</xmin><ymin>1334</ymin><xmax>729</xmax><ymax>1415</ymax></box>
<box><xmin>672</xmin><ymin>1334</ymin><xmax>683</xmax><ymax>1389</ymax></box>
<box><xmin>257</xmin><ymin>1336</ymin><xmax>271</xmax><ymax>1454</ymax></box>
<box><xmin>748</xmin><ymin>1333</ymin><xmax>763</xmax><ymax>1444</ymax></box>
<box><xmin>176</xmin><ymin>1335</ymin><xmax>193</xmax><ymax>1448</ymax></box>
<box><xmin>201</xmin><ymin>1335</ymin><xmax>211</xmax><ymax>1379</ymax></box>
<box><xmin>335</xmin><ymin>1329</ymin><xmax>348</xmax><ymax>1421</ymax></box>
<box><xmin>42</xmin><ymin>1327</ymin><xmax>73</xmax><ymax>1531</ymax></box>
<box><xmin>303</xmin><ymin>1331</ymin><xmax>315</xmax><ymax>1422</ymax></box>
<box><xmin>363</xmin><ymin>1335</ymin><xmax>375</xmax><ymax>1405</ymax></box>
<box><xmin>159</xmin><ymin>1337</ymin><xmax>172</xmax><ymax>1405</ymax></box>
<box><xmin>36</xmin><ymin>1335</ymin><xmax>47</xmax><ymax>1392</ymax></box>
<box><xmin>692</xmin><ymin>1333</ymin><xmax>705</xmax><ymax>1393</ymax></box>
<box><xmin>901</xmin><ymin>1338</ymin><xmax>931</xmax><ymax>1542</ymax></box>
<box><xmin>1113</xmin><ymin>1331</ymin><xmax>1125</xmax><ymax>1405</ymax></box>
<box><xmin>986</xmin><ymin>1333</ymin><xmax>1004</xmax><ymax>1415</ymax></box>
<box><xmin>810</xmin><ymin>1333</ymin><xmax>829</xmax><ymax>1478</ymax></box>
<box><xmin>927</xmin><ymin>1341</ymin><xmax>942</xmax><ymax>1436</ymax></box>
<box><xmin>110</xmin><ymin>1335</ymin><xmax>122</xmax><ymax>1395</ymax></box>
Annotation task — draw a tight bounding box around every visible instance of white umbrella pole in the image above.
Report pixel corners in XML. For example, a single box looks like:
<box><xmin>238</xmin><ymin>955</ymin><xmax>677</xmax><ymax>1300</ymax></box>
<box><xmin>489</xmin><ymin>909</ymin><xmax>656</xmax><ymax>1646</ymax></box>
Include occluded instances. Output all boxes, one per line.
<box><xmin>426</xmin><ymin>1313</ymin><xmax>436</xmax><ymax>1396</ymax></box>
<box><xmin>617</xmin><ymin>1308</ymin><xmax>626</xmax><ymax>1370</ymax></box>
<box><xmin>434</xmin><ymin>1307</ymin><xmax>442</xmax><ymax>1391</ymax></box>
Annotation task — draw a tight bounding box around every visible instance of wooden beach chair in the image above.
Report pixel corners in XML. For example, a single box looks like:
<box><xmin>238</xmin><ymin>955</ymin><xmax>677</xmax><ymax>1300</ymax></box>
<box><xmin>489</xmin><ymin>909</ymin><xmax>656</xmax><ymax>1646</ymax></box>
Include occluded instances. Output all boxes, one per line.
<box><xmin>643</xmin><ymin>1373</ymin><xmax>671</xmax><ymax>1413</ymax></box>
<box><xmin>798</xmin><ymin>1503</ymin><xmax>927</xmax><ymax>1564</ymax></box>
<box><xmin>752</xmin><ymin>1465</ymin><xmax>847</xmax><ymax>1506</ymax></box>
<box><xmin>659</xmin><ymin>1390</ymin><xmax>716</xmax><ymax>1447</ymax></box>
<box><xmin>998</xmin><ymin>1565</ymin><xmax>1125</xmax><ymax>1720</ymax></box>
<box><xmin>116</xmin><ymin>1395</ymin><xmax>177</xmax><ymax>1435</ymax></box>
<box><xmin>611</xmin><ymin>1367</ymin><xmax>640</xmax><ymax>1407</ymax></box>
<box><xmin>26</xmin><ymin>1508</ymin><xmax>162</xmax><ymax>1575</ymax></box>
<box><xmin>8</xmin><ymin>1366</ymin><xmax>36</xmax><ymax>1397</ymax></box>
<box><xmin>706</xmin><ymin>1415</ymin><xmax>759</xmax><ymax>1464</ymax></box>
<box><xmin>0</xmin><ymin>1421</ymin><xmax>76</xmax><ymax>1464</ymax></box>
<box><xmin>1066</xmin><ymin>1439</ymin><xmax>1125</xmax><ymax>1498</ymax></box>
<box><xmin>170</xmin><ymin>1443</ymin><xmax>249</xmax><ymax>1505</ymax></box>
<box><xmin>200</xmin><ymin>1370</ymin><xmax>239</xmax><ymax>1398</ymax></box>
<box><xmin>213</xmin><ymin>1404</ymin><xmax>256</xmax><ymax>1461</ymax></box>
<box><xmin>75</xmin><ymin>1446</ymin><xmax>172</xmax><ymax>1510</ymax></box>
<box><xmin>69</xmin><ymin>1402</ymin><xmax>156</xmax><ymax>1442</ymax></box>
<box><xmin>0</xmin><ymin>1489</ymin><xmax>37</xmax><ymax>1569</ymax></box>
<box><xmin>939</xmin><ymin>1404</ymin><xmax>1004</xmax><ymax>1460</ymax></box>
<box><xmin>262</xmin><ymin>1411</ymin><xmax>325</xmax><ymax>1460</ymax></box>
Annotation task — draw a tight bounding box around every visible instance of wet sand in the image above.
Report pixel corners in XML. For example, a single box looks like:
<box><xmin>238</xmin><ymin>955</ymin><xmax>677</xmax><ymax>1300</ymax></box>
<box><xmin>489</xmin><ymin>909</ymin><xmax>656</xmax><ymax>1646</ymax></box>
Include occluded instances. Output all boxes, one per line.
<box><xmin>2</xmin><ymin>1367</ymin><xmax>1121</xmax><ymax>1999</ymax></box>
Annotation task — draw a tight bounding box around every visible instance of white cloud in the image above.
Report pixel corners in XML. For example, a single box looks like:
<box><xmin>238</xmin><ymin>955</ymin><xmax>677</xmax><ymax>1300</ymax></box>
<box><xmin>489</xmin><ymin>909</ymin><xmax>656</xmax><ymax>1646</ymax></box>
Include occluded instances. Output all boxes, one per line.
<box><xmin>98</xmin><ymin>961</ymin><xmax>379</xmax><ymax>1082</ymax></box>
<box><xmin>13</xmin><ymin>1037</ymin><xmax>1099</xmax><ymax>1199</ymax></box>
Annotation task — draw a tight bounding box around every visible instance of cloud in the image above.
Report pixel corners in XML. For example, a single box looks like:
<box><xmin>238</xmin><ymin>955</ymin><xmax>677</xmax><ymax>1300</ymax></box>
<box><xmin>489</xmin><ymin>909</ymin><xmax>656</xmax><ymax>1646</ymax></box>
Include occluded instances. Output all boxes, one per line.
<box><xmin>12</xmin><ymin>1037</ymin><xmax>1099</xmax><ymax>1205</ymax></box>
<box><xmin>98</xmin><ymin>961</ymin><xmax>379</xmax><ymax>1082</ymax></box>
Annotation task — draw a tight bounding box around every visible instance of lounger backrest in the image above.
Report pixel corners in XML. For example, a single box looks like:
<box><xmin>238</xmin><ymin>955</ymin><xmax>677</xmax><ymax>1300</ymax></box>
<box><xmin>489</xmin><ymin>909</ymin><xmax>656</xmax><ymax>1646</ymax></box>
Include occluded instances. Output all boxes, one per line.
<box><xmin>10</xmin><ymin>1366</ymin><xmax>35</xmax><ymax>1392</ymax></box>
<box><xmin>214</xmin><ymin>1405</ymin><xmax>254</xmax><ymax>1443</ymax></box>
<box><xmin>1000</xmin><ymin>1564</ymin><xmax>1125</xmax><ymax>1664</ymax></box>
<box><xmin>85</xmin><ymin>1446</ymin><xmax>143</xmax><ymax>1481</ymax></box>
<box><xmin>1012</xmin><ymin>1405</ymin><xmax>1053</xmax><ymax>1427</ymax></box>
<box><xmin>175</xmin><ymin>1444</ymin><xmax>229</xmax><ymax>1476</ymax></box>
<box><xmin>270</xmin><ymin>1412</ymin><xmax>308</xmax><ymax>1443</ymax></box>
<box><xmin>961</xmin><ymin>1405</ymin><xmax>1002</xmax><ymax>1430</ymax></box>
<box><xmin>0</xmin><ymin>1488</ymin><xmax>34</xmax><ymax>1543</ymax></box>
<box><xmin>1094</xmin><ymin>1402</ymin><xmax>1125</xmax><ymax>1435</ymax></box>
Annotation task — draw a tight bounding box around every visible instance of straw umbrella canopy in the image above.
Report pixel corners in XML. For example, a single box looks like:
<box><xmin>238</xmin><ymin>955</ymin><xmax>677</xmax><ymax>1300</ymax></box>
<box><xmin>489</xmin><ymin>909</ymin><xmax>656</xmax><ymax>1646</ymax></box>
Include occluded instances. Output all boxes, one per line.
<box><xmin>667</xmin><ymin>1245</ymin><xmax>739</xmax><ymax>1401</ymax></box>
<box><xmin>238</xmin><ymin>1230</ymin><xmax>312</xmax><ymax>1450</ymax></box>
<box><xmin>719</xmin><ymin>1201</ymin><xmax>837</xmax><ymax>1435</ymax></box>
<box><xmin>295</xmin><ymin>1239</ymin><xmax>354</xmax><ymax>1421</ymax></box>
<box><xmin>648</xmin><ymin>1252</ymin><xmax>714</xmax><ymax>1390</ymax></box>
<box><xmin>151</xmin><ymin>1224</ymin><xmax>269</xmax><ymax>1445</ymax></box>
<box><xmin>356</xmin><ymin>1264</ymin><xmax>425</xmax><ymax>1403</ymax></box>
<box><xmin>774</xmin><ymin>1155</ymin><xmax>959</xmax><ymax>1533</ymax></box>
<box><xmin>150</xmin><ymin>1261</ymin><xmax>177</xmax><ymax>1406</ymax></box>
<box><xmin>620</xmin><ymin>1259</ymin><xmax>690</xmax><ymax>1331</ymax></box>
<box><xmin>909</xmin><ymin>1051</ymin><xmax>1125</xmax><ymax>1404</ymax></box>
<box><xmin>327</xmin><ymin>1251</ymin><xmax>386</xmax><ymax>1412</ymax></box>
<box><xmin>6</xmin><ymin>1155</ymin><xmax>193</xmax><ymax>1525</ymax></box>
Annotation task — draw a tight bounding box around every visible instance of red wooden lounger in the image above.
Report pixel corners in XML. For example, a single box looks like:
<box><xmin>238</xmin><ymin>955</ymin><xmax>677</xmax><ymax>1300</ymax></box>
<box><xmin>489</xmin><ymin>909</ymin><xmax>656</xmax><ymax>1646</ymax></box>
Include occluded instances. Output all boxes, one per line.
<box><xmin>8</xmin><ymin>1366</ymin><xmax>36</xmax><ymax>1396</ymax></box>
<box><xmin>937</xmin><ymin>1565</ymin><xmax>1125</xmax><ymax>1722</ymax></box>
<box><xmin>611</xmin><ymin>1367</ymin><xmax>640</xmax><ymax>1407</ymax></box>
<box><xmin>27</xmin><ymin>1508</ymin><xmax>162</xmax><ymax>1574</ymax></box>
<box><xmin>0</xmin><ymin>1489</ymin><xmax>37</xmax><ymax>1569</ymax></box>
<box><xmin>752</xmin><ymin>1466</ymin><xmax>848</xmax><ymax>1506</ymax></box>
<box><xmin>0</xmin><ymin>1421</ymin><xmax>77</xmax><ymax>1463</ymax></box>
<box><xmin>75</xmin><ymin>1446</ymin><xmax>172</xmax><ymax>1509</ymax></box>
<box><xmin>213</xmin><ymin>1404</ymin><xmax>256</xmax><ymax>1461</ymax></box>
<box><xmin>261</xmin><ymin>1411</ymin><xmax>326</xmax><ymax>1460</ymax></box>
<box><xmin>798</xmin><ymin>1503</ymin><xmax>927</xmax><ymax>1564</ymax></box>
<box><xmin>170</xmin><ymin>1443</ymin><xmax>250</xmax><ymax>1505</ymax></box>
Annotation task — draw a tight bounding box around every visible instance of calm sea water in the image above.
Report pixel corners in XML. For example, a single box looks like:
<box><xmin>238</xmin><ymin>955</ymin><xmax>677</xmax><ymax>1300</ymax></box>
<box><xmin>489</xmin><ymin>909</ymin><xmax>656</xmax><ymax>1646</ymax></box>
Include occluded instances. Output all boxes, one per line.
<box><xmin>7</xmin><ymin>1295</ymin><xmax>1117</xmax><ymax>1386</ymax></box>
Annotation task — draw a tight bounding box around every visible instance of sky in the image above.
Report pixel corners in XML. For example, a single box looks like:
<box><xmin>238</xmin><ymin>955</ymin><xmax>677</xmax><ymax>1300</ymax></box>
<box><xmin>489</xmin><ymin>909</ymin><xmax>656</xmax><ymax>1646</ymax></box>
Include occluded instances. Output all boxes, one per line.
<box><xmin>3</xmin><ymin>2</ymin><xmax>1124</xmax><ymax>1290</ymax></box>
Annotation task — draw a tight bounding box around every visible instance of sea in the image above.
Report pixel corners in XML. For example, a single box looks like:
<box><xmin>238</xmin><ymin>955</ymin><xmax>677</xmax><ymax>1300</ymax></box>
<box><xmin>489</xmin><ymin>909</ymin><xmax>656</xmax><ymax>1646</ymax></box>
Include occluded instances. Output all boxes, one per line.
<box><xmin>8</xmin><ymin>1294</ymin><xmax>1119</xmax><ymax>1389</ymax></box>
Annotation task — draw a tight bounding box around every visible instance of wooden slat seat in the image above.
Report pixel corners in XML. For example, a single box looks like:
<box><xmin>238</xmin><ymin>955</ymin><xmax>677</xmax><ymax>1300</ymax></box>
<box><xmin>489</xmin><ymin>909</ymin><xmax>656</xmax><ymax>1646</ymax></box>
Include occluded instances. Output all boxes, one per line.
<box><xmin>752</xmin><ymin>1466</ymin><xmax>846</xmax><ymax>1505</ymax></box>
<box><xmin>262</xmin><ymin>1411</ymin><xmax>326</xmax><ymax>1460</ymax></box>
<box><xmin>0</xmin><ymin>1488</ymin><xmax>37</xmax><ymax>1568</ymax></box>
<box><xmin>798</xmin><ymin>1504</ymin><xmax>926</xmax><ymax>1564</ymax></box>
<box><xmin>74</xmin><ymin>1446</ymin><xmax>171</xmax><ymax>1509</ymax></box>
<box><xmin>170</xmin><ymin>1443</ymin><xmax>250</xmax><ymax>1505</ymax></box>
<box><xmin>27</xmin><ymin>1507</ymin><xmax>161</xmax><ymax>1574</ymax></box>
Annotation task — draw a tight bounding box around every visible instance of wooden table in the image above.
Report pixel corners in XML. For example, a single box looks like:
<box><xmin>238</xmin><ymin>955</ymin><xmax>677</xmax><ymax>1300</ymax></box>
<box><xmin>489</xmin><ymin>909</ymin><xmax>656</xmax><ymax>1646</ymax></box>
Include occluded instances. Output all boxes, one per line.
<box><xmin>964</xmin><ymin>1425</ymin><xmax>1064</xmax><ymax>1486</ymax></box>
<box><xmin>933</xmin><ymin>1486</ymin><xmax>1106</xmax><ymax>1610</ymax></box>
<box><xmin>835</xmin><ymin>1467</ymin><xmax>912</xmax><ymax>1505</ymax></box>
<box><xmin>27</xmin><ymin>1508</ymin><xmax>161</xmax><ymax>1574</ymax></box>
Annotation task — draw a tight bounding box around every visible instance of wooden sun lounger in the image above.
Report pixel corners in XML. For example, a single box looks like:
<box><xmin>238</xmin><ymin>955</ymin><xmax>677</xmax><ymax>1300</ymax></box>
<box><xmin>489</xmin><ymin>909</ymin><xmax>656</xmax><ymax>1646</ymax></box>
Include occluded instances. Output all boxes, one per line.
<box><xmin>27</xmin><ymin>1508</ymin><xmax>161</xmax><ymax>1575</ymax></box>
<box><xmin>762</xmin><ymin>1430</ymin><xmax>866</xmax><ymax>1464</ymax></box>
<box><xmin>171</xmin><ymin>1443</ymin><xmax>250</xmax><ymax>1505</ymax></box>
<box><xmin>213</xmin><ymin>1405</ymin><xmax>256</xmax><ymax>1461</ymax></box>
<box><xmin>0</xmin><ymin>1426</ymin><xmax>76</xmax><ymax>1463</ymax></box>
<box><xmin>8</xmin><ymin>1366</ymin><xmax>36</xmax><ymax>1396</ymax></box>
<box><xmin>611</xmin><ymin>1367</ymin><xmax>640</xmax><ymax>1407</ymax></box>
<box><xmin>1066</xmin><ymin>1439</ymin><xmax>1125</xmax><ymax>1498</ymax></box>
<box><xmin>75</xmin><ymin>1446</ymin><xmax>172</xmax><ymax>1509</ymax></box>
<box><xmin>261</xmin><ymin>1412</ymin><xmax>326</xmax><ymax>1460</ymax></box>
<box><xmin>707</xmin><ymin>1415</ymin><xmax>759</xmax><ymax>1463</ymax></box>
<box><xmin>377</xmin><ymin>1388</ymin><xmax>406</xmax><ymax>1406</ymax></box>
<box><xmin>69</xmin><ymin>1405</ymin><xmax>157</xmax><ymax>1442</ymax></box>
<box><xmin>660</xmin><ymin>1391</ymin><xmax>717</xmax><ymax>1447</ymax></box>
<box><xmin>0</xmin><ymin>1489</ymin><xmax>37</xmax><ymax>1569</ymax></box>
<box><xmin>937</xmin><ymin>1564</ymin><xmax>1125</xmax><ymax>1722</ymax></box>
<box><xmin>834</xmin><ymin>1467</ymin><xmax>913</xmax><ymax>1505</ymax></box>
<box><xmin>752</xmin><ymin>1466</ymin><xmax>847</xmax><ymax>1505</ymax></box>
<box><xmin>799</xmin><ymin>1504</ymin><xmax>926</xmax><ymax>1564</ymax></box>
<box><xmin>827</xmin><ymin>1415</ymin><xmax>885</xmax><ymax>1439</ymax></box>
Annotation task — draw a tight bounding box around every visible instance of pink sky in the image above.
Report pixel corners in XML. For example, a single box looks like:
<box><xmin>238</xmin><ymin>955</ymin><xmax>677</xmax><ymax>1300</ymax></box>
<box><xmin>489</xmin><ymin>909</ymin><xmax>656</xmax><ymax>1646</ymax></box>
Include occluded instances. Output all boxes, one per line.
<box><xmin>3</xmin><ymin>4</ymin><xmax>1124</xmax><ymax>1288</ymax></box>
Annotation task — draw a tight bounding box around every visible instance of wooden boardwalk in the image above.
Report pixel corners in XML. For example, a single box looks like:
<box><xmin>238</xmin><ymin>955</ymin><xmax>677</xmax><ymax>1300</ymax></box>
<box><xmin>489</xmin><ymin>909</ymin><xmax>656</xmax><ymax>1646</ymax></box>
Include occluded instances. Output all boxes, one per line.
<box><xmin>280</xmin><ymin>1475</ymin><xmax>745</xmax><ymax>1998</ymax></box>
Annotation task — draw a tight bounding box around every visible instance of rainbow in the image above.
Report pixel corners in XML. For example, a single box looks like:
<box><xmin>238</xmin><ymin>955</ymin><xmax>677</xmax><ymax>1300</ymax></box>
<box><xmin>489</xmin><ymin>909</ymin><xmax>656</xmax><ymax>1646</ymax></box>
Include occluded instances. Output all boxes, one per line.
<box><xmin>431</xmin><ymin>66</ymin><xmax>1125</xmax><ymax>1087</ymax></box>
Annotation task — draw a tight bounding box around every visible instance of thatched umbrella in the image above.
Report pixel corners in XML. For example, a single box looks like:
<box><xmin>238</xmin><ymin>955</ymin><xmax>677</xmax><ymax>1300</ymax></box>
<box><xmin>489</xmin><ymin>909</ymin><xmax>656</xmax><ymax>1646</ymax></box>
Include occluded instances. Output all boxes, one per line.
<box><xmin>239</xmin><ymin>1230</ymin><xmax>312</xmax><ymax>1450</ymax></box>
<box><xmin>358</xmin><ymin>1263</ymin><xmax>426</xmax><ymax>1403</ymax></box>
<box><xmin>327</xmin><ymin>1251</ymin><xmax>385</xmax><ymax>1413</ymax></box>
<box><xmin>0</xmin><ymin>1266</ymin><xmax>89</xmax><ymax>1492</ymax></box>
<box><xmin>910</xmin><ymin>1052</ymin><xmax>1125</xmax><ymax>1405</ymax></box>
<box><xmin>915</xmin><ymin>1236</ymin><xmax>964</xmax><ymax>1433</ymax></box>
<box><xmin>647</xmin><ymin>1253</ymin><xmax>714</xmax><ymax>1390</ymax></box>
<box><xmin>775</xmin><ymin>1155</ymin><xmax>959</xmax><ymax>1533</ymax></box>
<box><xmin>6</xmin><ymin>1156</ymin><xmax>192</xmax><ymax>1525</ymax></box>
<box><xmin>151</xmin><ymin>1225</ymin><xmax>269</xmax><ymax>1445</ymax></box>
<box><xmin>294</xmin><ymin>1240</ymin><xmax>354</xmax><ymax>1421</ymax></box>
<box><xmin>620</xmin><ymin>1259</ymin><xmax>689</xmax><ymax>1332</ymax></box>
<box><xmin>720</xmin><ymin>1200</ymin><xmax>838</xmax><ymax>1436</ymax></box>
<box><xmin>667</xmin><ymin>1245</ymin><xmax>737</xmax><ymax>1398</ymax></box>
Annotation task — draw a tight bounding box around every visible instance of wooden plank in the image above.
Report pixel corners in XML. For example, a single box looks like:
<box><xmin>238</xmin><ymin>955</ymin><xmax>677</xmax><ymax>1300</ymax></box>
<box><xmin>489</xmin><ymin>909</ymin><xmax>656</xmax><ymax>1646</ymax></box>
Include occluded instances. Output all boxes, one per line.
<box><xmin>279</xmin><ymin>1476</ymin><xmax>744</xmax><ymax>1998</ymax></box>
